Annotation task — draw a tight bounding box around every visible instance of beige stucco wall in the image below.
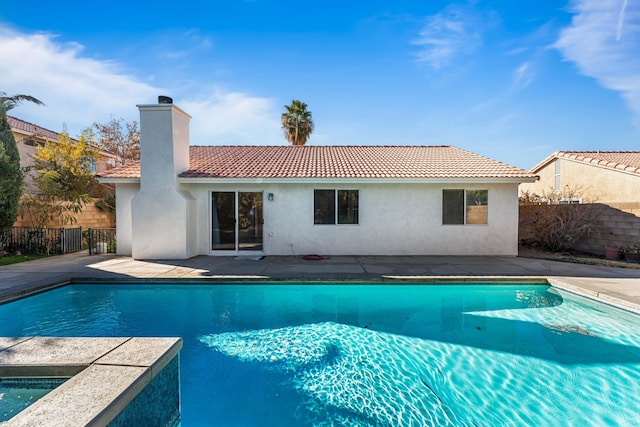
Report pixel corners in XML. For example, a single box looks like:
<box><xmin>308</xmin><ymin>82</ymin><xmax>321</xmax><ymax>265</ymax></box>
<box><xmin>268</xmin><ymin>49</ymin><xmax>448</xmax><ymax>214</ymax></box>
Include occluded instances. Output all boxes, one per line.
<box><xmin>14</xmin><ymin>131</ymin><xmax>112</xmax><ymax>192</ymax></box>
<box><xmin>519</xmin><ymin>158</ymin><xmax>640</xmax><ymax>208</ymax></box>
<box><xmin>17</xmin><ymin>139</ymin><xmax>40</xmax><ymax>191</ymax></box>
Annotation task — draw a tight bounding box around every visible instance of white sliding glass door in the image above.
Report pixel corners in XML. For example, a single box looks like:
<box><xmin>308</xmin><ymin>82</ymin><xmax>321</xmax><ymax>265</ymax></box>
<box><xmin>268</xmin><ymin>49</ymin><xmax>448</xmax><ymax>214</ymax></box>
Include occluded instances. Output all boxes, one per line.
<box><xmin>211</xmin><ymin>191</ymin><xmax>263</xmax><ymax>252</ymax></box>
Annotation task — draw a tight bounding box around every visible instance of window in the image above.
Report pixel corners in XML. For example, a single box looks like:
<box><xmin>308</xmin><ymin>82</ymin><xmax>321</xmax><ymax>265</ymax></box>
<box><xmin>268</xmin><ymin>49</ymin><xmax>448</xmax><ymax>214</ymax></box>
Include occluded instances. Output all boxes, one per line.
<box><xmin>442</xmin><ymin>189</ymin><xmax>488</xmax><ymax>225</ymax></box>
<box><xmin>22</xmin><ymin>138</ymin><xmax>38</xmax><ymax>147</ymax></box>
<box><xmin>554</xmin><ymin>160</ymin><xmax>561</xmax><ymax>191</ymax></box>
<box><xmin>314</xmin><ymin>190</ymin><xmax>359</xmax><ymax>225</ymax></box>
<box><xmin>558</xmin><ymin>197</ymin><xmax>581</xmax><ymax>204</ymax></box>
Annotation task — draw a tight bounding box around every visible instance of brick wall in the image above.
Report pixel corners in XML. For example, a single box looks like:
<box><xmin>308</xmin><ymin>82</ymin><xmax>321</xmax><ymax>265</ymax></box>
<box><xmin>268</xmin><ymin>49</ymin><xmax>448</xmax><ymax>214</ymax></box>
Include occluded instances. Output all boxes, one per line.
<box><xmin>14</xmin><ymin>198</ymin><xmax>115</xmax><ymax>229</ymax></box>
<box><xmin>520</xmin><ymin>203</ymin><xmax>640</xmax><ymax>256</ymax></box>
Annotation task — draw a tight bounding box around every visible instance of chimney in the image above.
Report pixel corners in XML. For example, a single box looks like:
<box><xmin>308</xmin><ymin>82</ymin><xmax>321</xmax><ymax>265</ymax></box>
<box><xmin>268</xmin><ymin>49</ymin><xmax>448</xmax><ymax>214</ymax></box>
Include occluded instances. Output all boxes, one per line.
<box><xmin>130</xmin><ymin>97</ymin><xmax>195</xmax><ymax>259</ymax></box>
<box><xmin>137</xmin><ymin>97</ymin><xmax>191</xmax><ymax>190</ymax></box>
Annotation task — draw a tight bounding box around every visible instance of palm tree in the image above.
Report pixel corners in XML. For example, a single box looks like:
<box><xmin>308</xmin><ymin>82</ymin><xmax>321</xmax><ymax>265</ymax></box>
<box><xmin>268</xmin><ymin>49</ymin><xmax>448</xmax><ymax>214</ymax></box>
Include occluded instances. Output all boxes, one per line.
<box><xmin>0</xmin><ymin>92</ymin><xmax>44</xmax><ymax>113</ymax></box>
<box><xmin>281</xmin><ymin>100</ymin><xmax>314</xmax><ymax>146</ymax></box>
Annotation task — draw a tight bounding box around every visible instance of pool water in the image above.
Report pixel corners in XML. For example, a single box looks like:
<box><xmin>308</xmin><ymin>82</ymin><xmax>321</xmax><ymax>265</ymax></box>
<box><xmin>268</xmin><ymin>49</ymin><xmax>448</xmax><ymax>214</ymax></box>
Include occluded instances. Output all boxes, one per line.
<box><xmin>0</xmin><ymin>378</ymin><xmax>67</xmax><ymax>422</ymax></box>
<box><xmin>0</xmin><ymin>283</ymin><xmax>639</xmax><ymax>426</ymax></box>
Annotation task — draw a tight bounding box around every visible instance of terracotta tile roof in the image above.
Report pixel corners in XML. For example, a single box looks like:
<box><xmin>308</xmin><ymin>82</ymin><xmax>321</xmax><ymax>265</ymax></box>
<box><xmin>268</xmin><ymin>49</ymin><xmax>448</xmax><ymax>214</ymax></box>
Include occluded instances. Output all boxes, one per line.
<box><xmin>9</xmin><ymin>115</ymin><xmax>117</xmax><ymax>158</ymax></box>
<box><xmin>97</xmin><ymin>161</ymin><xmax>142</xmax><ymax>178</ymax></box>
<box><xmin>98</xmin><ymin>145</ymin><xmax>535</xmax><ymax>180</ymax></box>
<box><xmin>8</xmin><ymin>115</ymin><xmax>61</xmax><ymax>141</ymax></box>
<box><xmin>531</xmin><ymin>151</ymin><xmax>640</xmax><ymax>176</ymax></box>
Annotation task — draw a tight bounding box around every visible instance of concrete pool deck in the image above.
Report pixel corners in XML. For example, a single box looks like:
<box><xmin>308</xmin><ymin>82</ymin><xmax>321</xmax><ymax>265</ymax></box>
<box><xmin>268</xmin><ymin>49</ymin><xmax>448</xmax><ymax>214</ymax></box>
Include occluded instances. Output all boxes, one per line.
<box><xmin>1</xmin><ymin>251</ymin><xmax>640</xmax><ymax>313</ymax></box>
<box><xmin>0</xmin><ymin>337</ymin><xmax>182</xmax><ymax>426</ymax></box>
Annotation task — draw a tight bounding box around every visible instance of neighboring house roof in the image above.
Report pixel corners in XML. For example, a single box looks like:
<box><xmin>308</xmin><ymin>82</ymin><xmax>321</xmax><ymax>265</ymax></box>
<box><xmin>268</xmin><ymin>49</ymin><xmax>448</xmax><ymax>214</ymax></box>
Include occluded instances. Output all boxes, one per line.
<box><xmin>8</xmin><ymin>115</ymin><xmax>61</xmax><ymax>141</ymax></box>
<box><xmin>98</xmin><ymin>145</ymin><xmax>536</xmax><ymax>181</ymax></box>
<box><xmin>8</xmin><ymin>115</ymin><xmax>117</xmax><ymax>159</ymax></box>
<box><xmin>530</xmin><ymin>151</ymin><xmax>640</xmax><ymax>176</ymax></box>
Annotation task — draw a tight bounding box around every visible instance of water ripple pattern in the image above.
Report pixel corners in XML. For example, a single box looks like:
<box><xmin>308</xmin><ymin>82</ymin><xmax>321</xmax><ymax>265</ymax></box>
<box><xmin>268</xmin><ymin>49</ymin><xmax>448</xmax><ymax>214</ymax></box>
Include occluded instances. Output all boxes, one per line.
<box><xmin>200</xmin><ymin>287</ymin><xmax>640</xmax><ymax>427</ymax></box>
<box><xmin>200</xmin><ymin>322</ymin><xmax>476</xmax><ymax>426</ymax></box>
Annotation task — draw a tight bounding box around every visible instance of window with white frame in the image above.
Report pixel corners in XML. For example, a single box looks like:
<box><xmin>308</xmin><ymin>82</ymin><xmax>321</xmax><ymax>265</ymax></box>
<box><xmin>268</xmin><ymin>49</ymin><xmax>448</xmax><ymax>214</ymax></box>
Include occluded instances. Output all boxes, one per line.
<box><xmin>442</xmin><ymin>189</ymin><xmax>488</xmax><ymax>225</ymax></box>
<box><xmin>558</xmin><ymin>197</ymin><xmax>581</xmax><ymax>204</ymax></box>
<box><xmin>314</xmin><ymin>190</ymin><xmax>359</xmax><ymax>225</ymax></box>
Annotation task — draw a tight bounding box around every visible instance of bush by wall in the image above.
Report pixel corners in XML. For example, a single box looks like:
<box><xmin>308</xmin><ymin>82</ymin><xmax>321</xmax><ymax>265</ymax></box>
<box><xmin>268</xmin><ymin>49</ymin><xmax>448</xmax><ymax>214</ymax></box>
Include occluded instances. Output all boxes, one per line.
<box><xmin>520</xmin><ymin>203</ymin><xmax>640</xmax><ymax>256</ymax></box>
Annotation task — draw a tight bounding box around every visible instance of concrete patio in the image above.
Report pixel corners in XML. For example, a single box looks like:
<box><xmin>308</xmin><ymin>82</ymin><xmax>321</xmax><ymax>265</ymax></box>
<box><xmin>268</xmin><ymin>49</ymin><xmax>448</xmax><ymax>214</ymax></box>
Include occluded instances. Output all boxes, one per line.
<box><xmin>1</xmin><ymin>252</ymin><xmax>640</xmax><ymax>313</ymax></box>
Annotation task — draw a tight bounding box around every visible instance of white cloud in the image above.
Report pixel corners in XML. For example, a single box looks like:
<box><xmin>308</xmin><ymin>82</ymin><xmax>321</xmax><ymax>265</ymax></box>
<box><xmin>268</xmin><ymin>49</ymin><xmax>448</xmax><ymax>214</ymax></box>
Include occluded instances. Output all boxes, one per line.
<box><xmin>156</xmin><ymin>29</ymin><xmax>214</xmax><ymax>60</ymax></box>
<box><xmin>411</xmin><ymin>5</ymin><xmax>483</xmax><ymax>68</ymax></box>
<box><xmin>180</xmin><ymin>89</ymin><xmax>283</xmax><ymax>145</ymax></box>
<box><xmin>513</xmin><ymin>62</ymin><xmax>534</xmax><ymax>89</ymax></box>
<box><xmin>555</xmin><ymin>0</ymin><xmax>640</xmax><ymax>117</ymax></box>
<box><xmin>0</xmin><ymin>25</ymin><xmax>282</xmax><ymax>145</ymax></box>
<box><xmin>0</xmin><ymin>26</ymin><xmax>159</xmax><ymax>135</ymax></box>
<box><xmin>617</xmin><ymin>0</ymin><xmax>629</xmax><ymax>41</ymax></box>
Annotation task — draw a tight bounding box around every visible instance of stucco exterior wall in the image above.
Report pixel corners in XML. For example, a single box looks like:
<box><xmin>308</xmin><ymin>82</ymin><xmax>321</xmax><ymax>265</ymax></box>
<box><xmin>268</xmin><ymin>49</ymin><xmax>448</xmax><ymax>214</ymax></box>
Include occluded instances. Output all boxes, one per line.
<box><xmin>519</xmin><ymin>158</ymin><xmax>640</xmax><ymax>206</ymax></box>
<box><xmin>130</xmin><ymin>104</ymin><xmax>195</xmax><ymax>259</ymax></box>
<box><xmin>115</xmin><ymin>184</ymin><xmax>138</xmax><ymax>256</ymax></box>
<box><xmin>187</xmin><ymin>181</ymin><xmax>520</xmax><ymax>256</ymax></box>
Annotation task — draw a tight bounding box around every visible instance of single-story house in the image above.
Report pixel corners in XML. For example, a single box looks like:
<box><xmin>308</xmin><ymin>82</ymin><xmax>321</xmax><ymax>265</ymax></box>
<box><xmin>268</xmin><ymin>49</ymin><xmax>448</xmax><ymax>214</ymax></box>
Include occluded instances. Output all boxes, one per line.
<box><xmin>519</xmin><ymin>151</ymin><xmax>640</xmax><ymax>214</ymax></box>
<box><xmin>98</xmin><ymin>99</ymin><xmax>537</xmax><ymax>259</ymax></box>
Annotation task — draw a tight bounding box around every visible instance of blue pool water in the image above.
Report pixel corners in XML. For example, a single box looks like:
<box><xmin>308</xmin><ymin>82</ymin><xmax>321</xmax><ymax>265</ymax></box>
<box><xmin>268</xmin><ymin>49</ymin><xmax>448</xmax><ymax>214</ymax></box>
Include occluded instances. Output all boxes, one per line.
<box><xmin>0</xmin><ymin>283</ymin><xmax>639</xmax><ymax>426</ymax></box>
<box><xmin>0</xmin><ymin>378</ymin><xmax>67</xmax><ymax>422</ymax></box>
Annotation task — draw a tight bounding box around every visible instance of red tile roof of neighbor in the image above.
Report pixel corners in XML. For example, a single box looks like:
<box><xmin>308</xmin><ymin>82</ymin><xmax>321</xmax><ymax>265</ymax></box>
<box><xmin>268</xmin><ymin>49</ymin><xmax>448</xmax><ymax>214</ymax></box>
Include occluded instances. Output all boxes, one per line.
<box><xmin>7</xmin><ymin>115</ymin><xmax>61</xmax><ymax>141</ymax></box>
<box><xmin>98</xmin><ymin>145</ymin><xmax>536</xmax><ymax>180</ymax></box>
<box><xmin>530</xmin><ymin>151</ymin><xmax>640</xmax><ymax>176</ymax></box>
<box><xmin>9</xmin><ymin>115</ymin><xmax>117</xmax><ymax>158</ymax></box>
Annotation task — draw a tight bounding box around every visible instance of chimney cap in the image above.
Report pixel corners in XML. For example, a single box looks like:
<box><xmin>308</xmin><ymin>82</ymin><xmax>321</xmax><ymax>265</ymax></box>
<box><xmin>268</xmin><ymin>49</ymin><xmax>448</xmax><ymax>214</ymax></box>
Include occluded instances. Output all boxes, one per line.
<box><xmin>158</xmin><ymin>95</ymin><xmax>173</xmax><ymax>104</ymax></box>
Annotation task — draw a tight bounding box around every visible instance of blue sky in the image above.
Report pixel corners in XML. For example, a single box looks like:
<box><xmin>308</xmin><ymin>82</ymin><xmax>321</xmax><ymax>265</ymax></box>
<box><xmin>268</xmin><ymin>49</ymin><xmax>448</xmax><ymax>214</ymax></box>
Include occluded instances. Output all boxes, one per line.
<box><xmin>1</xmin><ymin>0</ymin><xmax>638</xmax><ymax>170</ymax></box>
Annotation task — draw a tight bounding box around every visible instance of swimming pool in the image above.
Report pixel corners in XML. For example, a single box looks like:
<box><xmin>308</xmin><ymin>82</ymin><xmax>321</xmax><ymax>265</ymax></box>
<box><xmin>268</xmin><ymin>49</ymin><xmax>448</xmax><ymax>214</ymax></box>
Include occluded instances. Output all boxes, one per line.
<box><xmin>0</xmin><ymin>282</ymin><xmax>639</xmax><ymax>426</ymax></box>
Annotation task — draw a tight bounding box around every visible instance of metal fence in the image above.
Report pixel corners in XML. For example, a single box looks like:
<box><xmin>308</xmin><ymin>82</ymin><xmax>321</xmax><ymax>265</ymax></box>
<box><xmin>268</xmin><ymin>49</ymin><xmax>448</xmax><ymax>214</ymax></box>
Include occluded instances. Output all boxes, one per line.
<box><xmin>3</xmin><ymin>227</ymin><xmax>83</xmax><ymax>255</ymax></box>
<box><xmin>87</xmin><ymin>228</ymin><xmax>116</xmax><ymax>255</ymax></box>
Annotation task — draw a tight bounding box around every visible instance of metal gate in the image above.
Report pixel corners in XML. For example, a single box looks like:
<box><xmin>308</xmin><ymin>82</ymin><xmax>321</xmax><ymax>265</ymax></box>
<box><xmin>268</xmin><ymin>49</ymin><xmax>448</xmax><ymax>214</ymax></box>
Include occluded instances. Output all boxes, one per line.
<box><xmin>4</xmin><ymin>227</ymin><xmax>83</xmax><ymax>255</ymax></box>
<box><xmin>87</xmin><ymin>228</ymin><xmax>116</xmax><ymax>255</ymax></box>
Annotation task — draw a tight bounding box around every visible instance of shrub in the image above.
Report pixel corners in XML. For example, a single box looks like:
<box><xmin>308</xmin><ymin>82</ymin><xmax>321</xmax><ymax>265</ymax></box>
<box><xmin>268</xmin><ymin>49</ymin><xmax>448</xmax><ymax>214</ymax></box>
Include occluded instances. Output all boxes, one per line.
<box><xmin>519</xmin><ymin>187</ymin><xmax>600</xmax><ymax>252</ymax></box>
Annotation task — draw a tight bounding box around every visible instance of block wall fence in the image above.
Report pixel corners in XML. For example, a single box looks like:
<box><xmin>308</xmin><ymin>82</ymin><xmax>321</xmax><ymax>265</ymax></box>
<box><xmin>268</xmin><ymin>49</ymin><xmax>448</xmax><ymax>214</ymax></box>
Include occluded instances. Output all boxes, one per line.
<box><xmin>13</xmin><ymin>198</ymin><xmax>115</xmax><ymax>229</ymax></box>
<box><xmin>519</xmin><ymin>203</ymin><xmax>640</xmax><ymax>256</ymax></box>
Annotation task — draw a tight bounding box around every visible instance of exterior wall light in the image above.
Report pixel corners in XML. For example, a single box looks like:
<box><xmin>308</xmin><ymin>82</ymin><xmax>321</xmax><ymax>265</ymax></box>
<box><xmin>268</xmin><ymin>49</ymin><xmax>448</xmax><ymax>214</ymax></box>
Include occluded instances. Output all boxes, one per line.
<box><xmin>268</xmin><ymin>193</ymin><xmax>274</xmax><ymax>201</ymax></box>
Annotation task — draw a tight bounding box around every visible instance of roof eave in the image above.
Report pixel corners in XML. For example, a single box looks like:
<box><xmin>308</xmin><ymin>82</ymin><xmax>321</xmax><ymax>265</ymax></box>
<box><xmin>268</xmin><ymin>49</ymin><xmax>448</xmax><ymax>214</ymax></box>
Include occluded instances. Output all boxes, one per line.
<box><xmin>97</xmin><ymin>177</ymin><xmax>140</xmax><ymax>184</ymax></box>
<box><xmin>528</xmin><ymin>152</ymin><xmax>559</xmax><ymax>173</ymax></box>
<box><xmin>178</xmin><ymin>176</ymin><xmax>536</xmax><ymax>185</ymax></box>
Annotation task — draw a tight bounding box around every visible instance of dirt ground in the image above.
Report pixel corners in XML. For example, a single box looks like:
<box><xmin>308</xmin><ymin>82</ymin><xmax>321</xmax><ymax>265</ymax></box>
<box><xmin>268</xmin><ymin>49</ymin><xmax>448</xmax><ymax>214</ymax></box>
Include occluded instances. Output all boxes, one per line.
<box><xmin>518</xmin><ymin>246</ymin><xmax>640</xmax><ymax>270</ymax></box>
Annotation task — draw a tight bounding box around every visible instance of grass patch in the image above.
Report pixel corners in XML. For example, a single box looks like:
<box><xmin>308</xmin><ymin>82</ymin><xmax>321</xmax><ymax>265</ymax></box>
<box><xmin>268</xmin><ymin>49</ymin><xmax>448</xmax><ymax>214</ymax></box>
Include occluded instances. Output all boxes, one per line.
<box><xmin>0</xmin><ymin>254</ymin><xmax>48</xmax><ymax>266</ymax></box>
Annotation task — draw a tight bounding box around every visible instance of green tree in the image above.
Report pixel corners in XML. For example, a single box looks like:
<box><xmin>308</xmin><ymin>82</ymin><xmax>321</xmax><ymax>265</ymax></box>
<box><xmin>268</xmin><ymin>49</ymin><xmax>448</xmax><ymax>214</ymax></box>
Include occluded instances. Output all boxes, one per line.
<box><xmin>281</xmin><ymin>100</ymin><xmax>314</xmax><ymax>146</ymax></box>
<box><xmin>89</xmin><ymin>116</ymin><xmax>140</xmax><ymax>166</ymax></box>
<box><xmin>19</xmin><ymin>131</ymin><xmax>99</xmax><ymax>228</ymax></box>
<box><xmin>0</xmin><ymin>92</ymin><xmax>44</xmax><ymax>244</ymax></box>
